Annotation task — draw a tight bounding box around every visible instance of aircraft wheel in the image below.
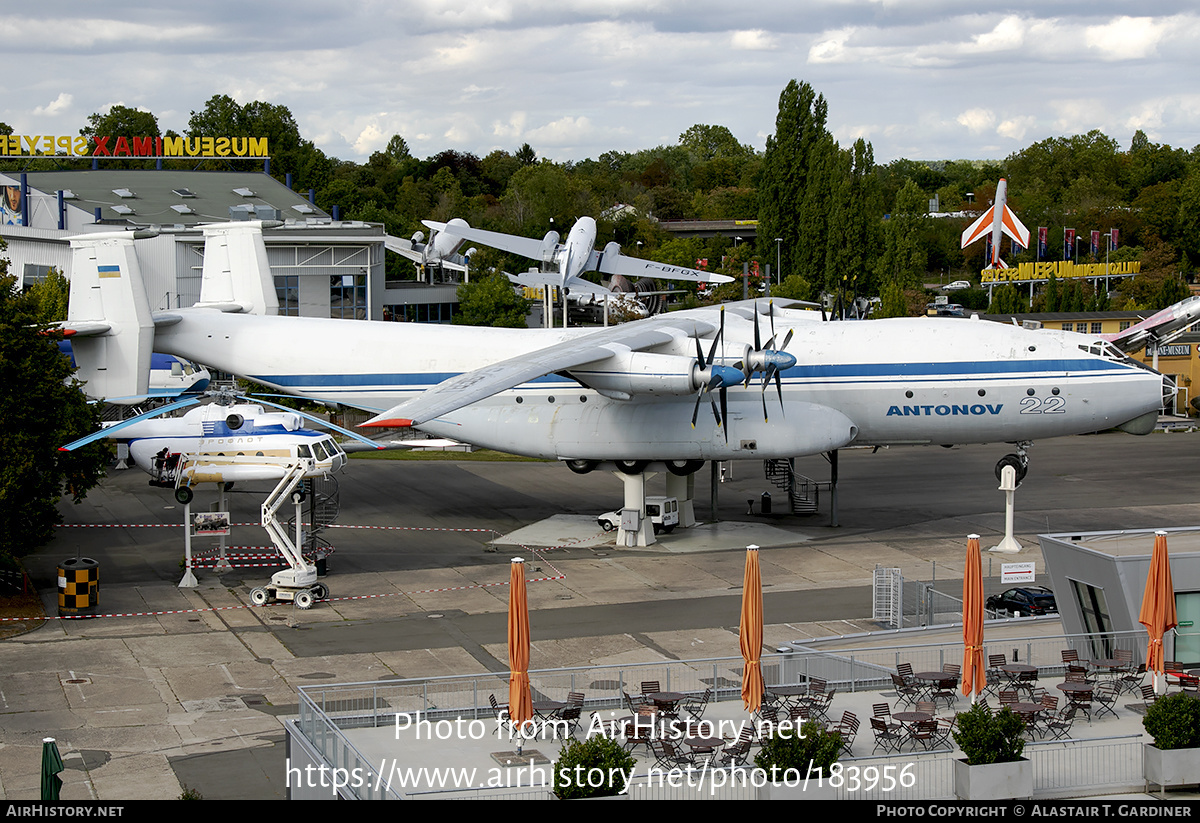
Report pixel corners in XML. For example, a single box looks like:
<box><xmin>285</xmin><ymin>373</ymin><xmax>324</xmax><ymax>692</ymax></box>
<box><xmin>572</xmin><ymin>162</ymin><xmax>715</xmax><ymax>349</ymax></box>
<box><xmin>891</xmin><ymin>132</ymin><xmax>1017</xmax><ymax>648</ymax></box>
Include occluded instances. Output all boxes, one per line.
<box><xmin>666</xmin><ymin>459</ymin><xmax>704</xmax><ymax>476</ymax></box>
<box><xmin>174</xmin><ymin>486</ymin><xmax>193</xmax><ymax>505</ymax></box>
<box><xmin>995</xmin><ymin>453</ymin><xmax>1028</xmax><ymax>485</ymax></box>
<box><xmin>311</xmin><ymin>583</ymin><xmax>329</xmax><ymax>601</ymax></box>
<box><xmin>250</xmin><ymin>587</ymin><xmax>269</xmax><ymax>606</ymax></box>
<box><xmin>295</xmin><ymin>590</ymin><xmax>314</xmax><ymax>610</ymax></box>
<box><xmin>291</xmin><ymin>489</ymin><xmax>307</xmax><ymax>504</ymax></box>
<box><xmin>614</xmin><ymin>460</ymin><xmax>648</xmax><ymax>475</ymax></box>
<box><xmin>566</xmin><ymin>460</ymin><xmax>598</xmax><ymax>475</ymax></box>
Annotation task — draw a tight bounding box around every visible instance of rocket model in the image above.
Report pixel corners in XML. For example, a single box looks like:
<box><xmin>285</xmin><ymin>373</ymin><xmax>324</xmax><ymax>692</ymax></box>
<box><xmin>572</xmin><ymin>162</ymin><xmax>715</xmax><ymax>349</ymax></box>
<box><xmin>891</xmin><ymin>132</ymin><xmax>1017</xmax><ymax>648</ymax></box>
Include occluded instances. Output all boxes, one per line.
<box><xmin>961</xmin><ymin>178</ymin><xmax>1031</xmax><ymax>269</ymax></box>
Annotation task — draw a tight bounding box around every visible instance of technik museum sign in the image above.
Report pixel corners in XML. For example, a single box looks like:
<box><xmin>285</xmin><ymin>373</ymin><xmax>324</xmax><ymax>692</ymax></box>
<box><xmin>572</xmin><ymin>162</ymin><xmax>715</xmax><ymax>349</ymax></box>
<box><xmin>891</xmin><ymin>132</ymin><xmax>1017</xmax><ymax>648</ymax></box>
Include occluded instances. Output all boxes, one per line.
<box><xmin>0</xmin><ymin>134</ymin><xmax>269</xmax><ymax>158</ymax></box>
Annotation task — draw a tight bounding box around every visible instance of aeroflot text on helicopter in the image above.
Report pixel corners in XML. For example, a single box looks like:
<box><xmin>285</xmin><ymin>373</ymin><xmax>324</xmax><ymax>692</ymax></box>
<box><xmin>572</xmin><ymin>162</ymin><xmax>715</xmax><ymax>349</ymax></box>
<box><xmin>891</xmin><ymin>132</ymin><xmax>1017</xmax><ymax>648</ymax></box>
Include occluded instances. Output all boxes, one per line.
<box><xmin>886</xmin><ymin>404</ymin><xmax>1004</xmax><ymax>416</ymax></box>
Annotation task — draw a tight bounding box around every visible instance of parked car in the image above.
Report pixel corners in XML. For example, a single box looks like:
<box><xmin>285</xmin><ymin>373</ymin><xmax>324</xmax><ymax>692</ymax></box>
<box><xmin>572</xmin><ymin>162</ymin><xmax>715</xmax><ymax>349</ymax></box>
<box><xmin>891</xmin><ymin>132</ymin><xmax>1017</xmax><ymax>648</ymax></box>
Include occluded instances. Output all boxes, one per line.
<box><xmin>986</xmin><ymin>586</ymin><xmax>1058</xmax><ymax>616</ymax></box>
<box><xmin>598</xmin><ymin>496</ymin><xmax>680</xmax><ymax>534</ymax></box>
<box><xmin>945</xmin><ymin>280</ymin><xmax>972</xmax><ymax>291</ymax></box>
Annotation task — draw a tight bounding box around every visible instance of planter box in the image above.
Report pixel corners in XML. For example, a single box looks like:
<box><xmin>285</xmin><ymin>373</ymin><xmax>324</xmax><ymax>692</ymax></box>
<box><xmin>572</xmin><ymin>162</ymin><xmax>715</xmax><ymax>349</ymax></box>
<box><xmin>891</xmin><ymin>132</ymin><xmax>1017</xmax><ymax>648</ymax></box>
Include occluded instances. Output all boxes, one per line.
<box><xmin>1144</xmin><ymin>744</ymin><xmax>1200</xmax><ymax>792</ymax></box>
<box><xmin>953</xmin><ymin>757</ymin><xmax>1032</xmax><ymax>800</ymax></box>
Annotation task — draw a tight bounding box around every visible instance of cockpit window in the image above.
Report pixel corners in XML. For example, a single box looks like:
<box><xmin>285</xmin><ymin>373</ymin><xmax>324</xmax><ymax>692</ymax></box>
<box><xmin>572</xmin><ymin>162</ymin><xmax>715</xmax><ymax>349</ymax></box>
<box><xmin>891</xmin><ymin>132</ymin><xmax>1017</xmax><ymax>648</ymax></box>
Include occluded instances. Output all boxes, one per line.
<box><xmin>297</xmin><ymin>444</ymin><xmax>313</xmax><ymax>458</ymax></box>
<box><xmin>311</xmin><ymin>440</ymin><xmax>329</xmax><ymax>460</ymax></box>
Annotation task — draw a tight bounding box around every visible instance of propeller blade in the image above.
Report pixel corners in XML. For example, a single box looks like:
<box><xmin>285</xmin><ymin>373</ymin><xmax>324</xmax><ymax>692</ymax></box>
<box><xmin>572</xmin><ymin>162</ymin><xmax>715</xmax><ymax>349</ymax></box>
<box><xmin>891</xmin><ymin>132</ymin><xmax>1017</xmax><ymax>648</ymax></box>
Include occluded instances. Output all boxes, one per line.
<box><xmin>719</xmin><ymin>388</ymin><xmax>728</xmax><ymax>442</ymax></box>
<box><xmin>774</xmin><ymin>368</ymin><xmax>785</xmax><ymax>415</ymax></box>
<box><xmin>691</xmin><ymin>390</ymin><xmax>703</xmax><ymax>429</ymax></box>
<box><xmin>60</xmin><ymin>397</ymin><xmax>201</xmax><ymax>451</ymax></box>
<box><xmin>241</xmin><ymin>395</ymin><xmax>384</xmax><ymax>449</ymax></box>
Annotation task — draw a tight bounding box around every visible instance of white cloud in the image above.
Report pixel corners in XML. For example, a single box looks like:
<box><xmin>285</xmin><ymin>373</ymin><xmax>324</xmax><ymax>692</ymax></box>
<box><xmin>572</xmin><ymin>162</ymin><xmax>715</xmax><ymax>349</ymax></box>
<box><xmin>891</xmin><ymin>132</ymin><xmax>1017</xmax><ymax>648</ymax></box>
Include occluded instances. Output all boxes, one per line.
<box><xmin>997</xmin><ymin>116</ymin><xmax>1036</xmax><ymax>141</ymax></box>
<box><xmin>1084</xmin><ymin>16</ymin><xmax>1166</xmax><ymax>60</ymax></box>
<box><xmin>731</xmin><ymin>30</ymin><xmax>776</xmax><ymax>51</ymax></box>
<box><xmin>957</xmin><ymin>109</ymin><xmax>995</xmax><ymax>135</ymax></box>
<box><xmin>33</xmin><ymin>93</ymin><xmax>72</xmax><ymax>116</ymax></box>
<box><xmin>526</xmin><ymin>116</ymin><xmax>593</xmax><ymax>146</ymax></box>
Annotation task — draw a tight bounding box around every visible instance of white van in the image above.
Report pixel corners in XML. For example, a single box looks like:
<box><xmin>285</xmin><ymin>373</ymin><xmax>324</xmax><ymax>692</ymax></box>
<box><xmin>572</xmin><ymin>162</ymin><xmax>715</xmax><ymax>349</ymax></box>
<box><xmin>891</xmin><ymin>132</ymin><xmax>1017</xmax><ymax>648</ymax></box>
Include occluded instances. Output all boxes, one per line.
<box><xmin>598</xmin><ymin>496</ymin><xmax>680</xmax><ymax>534</ymax></box>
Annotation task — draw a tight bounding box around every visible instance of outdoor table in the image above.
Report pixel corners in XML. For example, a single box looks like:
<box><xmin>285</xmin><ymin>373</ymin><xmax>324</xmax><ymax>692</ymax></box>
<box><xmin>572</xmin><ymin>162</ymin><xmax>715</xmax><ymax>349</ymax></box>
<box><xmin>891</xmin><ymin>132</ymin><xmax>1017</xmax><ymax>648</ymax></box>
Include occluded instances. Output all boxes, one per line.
<box><xmin>646</xmin><ymin>692</ymin><xmax>686</xmax><ymax>715</ymax></box>
<box><xmin>683</xmin><ymin>736</ymin><xmax>724</xmax><ymax>754</ymax></box>
<box><xmin>766</xmin><ymin>685</ymin><xmax>810</xmax><ymax>713</ymax></box>
<box><xmin>1057</xmin><ymin>681</ymin><xmax>1094</xmax><ymax>719</ymax></box>
<box><xmin>532</xmin><ymin>700</ymin><xmax>566</xmax><ymax>719</ymax></box>
<box><xmin>892</xmin><ymin>711</ymin><xmax>933</xmax><ymax>751</ymax></box>
<box><xmin>914</xmin><ymin>671</ymin><xmax>954</xmax><ymax>700</ymax></box>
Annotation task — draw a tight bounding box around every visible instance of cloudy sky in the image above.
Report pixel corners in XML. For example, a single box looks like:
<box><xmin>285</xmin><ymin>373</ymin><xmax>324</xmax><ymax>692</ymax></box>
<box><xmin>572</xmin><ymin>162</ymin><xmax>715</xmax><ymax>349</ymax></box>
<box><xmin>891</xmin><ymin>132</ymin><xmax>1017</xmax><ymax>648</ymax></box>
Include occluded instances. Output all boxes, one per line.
<box><xmin>5</xmin><ymin>2</ymin><xmax>1198</xmax><ymax>165</ymax></box>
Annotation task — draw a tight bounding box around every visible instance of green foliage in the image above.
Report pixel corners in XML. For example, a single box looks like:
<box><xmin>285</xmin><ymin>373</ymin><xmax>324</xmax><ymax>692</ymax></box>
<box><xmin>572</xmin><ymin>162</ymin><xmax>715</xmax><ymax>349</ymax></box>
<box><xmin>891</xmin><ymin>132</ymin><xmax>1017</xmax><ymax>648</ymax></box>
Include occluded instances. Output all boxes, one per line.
<box><xmin>774</xmin><ymin>274</ymin><xmax>815</xmax><ymax>302</ymax></box>
<box><xmin>23</xmin><ymin>268</ymin><xmax>69</xmax><ymax>323</ymax></box>
<box><xmin>80</xmin><ymin>105</ymin><xmax>160</xmax><ymax>139</ymax></box>
<box><xmin>987</xmin><ymin>284</ymin><xmax>1029</xmax><ymax>316</ymax></box>
<box><xmin>953</xmin><ymin>703</ymin><xmax>1025</xmax><ymax>765</ymax></box>
<box><xmin>178</xmin><ymin>784</ymin><xmax>203</xmax><ymax>800</ymax></box>
<box><xmin>454</xmin><ymin>274</ymin><xmax>530</xmax><ymax>327</ymax></box>
<box><xmin>753</xmin><ymin>721</ymin><xmax>842</xmax><ymax>778</ymax></box>
<box><xmin>876</xmin><ymin>179</ymin><xmax>928</xmax><ymax>291</ymax></box>
<box><xmin>552</xmin><ymin>735</ymin><xmax>635</xmax><ymax>799</ymax></box>
<box><xmin>1143</xmin><ymin>692</ymin><xmax>1200</xmax><ymax>750</ymax></box>
<box><xmin>0</xmin><ymin>258</ymin><xmax>109</xmax><ymax>563</ymax></box>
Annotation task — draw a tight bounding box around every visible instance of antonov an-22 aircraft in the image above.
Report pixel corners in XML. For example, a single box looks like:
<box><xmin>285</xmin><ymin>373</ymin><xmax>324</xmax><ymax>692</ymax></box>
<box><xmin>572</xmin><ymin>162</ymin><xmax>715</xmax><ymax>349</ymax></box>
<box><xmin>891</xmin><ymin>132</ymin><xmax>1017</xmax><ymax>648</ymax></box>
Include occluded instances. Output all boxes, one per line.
<box><xmin>62</xmin><ymin>222</ymin><xmax>1171</xmax><ymax>502</ymax></box>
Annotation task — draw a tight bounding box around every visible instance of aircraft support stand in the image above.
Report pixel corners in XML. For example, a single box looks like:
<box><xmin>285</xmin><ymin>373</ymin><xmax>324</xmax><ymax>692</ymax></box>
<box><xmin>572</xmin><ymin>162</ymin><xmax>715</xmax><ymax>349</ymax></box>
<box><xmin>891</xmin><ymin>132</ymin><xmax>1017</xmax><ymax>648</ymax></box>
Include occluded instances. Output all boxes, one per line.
<box><xmin>612</xmin><ymin>470</ymin><xmax>658</xmax><ymax>547</ymax></box>
<box><xmin>179</xmin><ymin>501</ymin><xmax>198</xmax><ymax>588</ymax></box>
<box><xmin>990</xmin><ymin>465</ymin><xmax>1022</xmax><ymax>553</ymax></box>
<box><xmin>214</xmin><ymin>485</ymin><xmax>232</xmax><ymax>571</ymax></box>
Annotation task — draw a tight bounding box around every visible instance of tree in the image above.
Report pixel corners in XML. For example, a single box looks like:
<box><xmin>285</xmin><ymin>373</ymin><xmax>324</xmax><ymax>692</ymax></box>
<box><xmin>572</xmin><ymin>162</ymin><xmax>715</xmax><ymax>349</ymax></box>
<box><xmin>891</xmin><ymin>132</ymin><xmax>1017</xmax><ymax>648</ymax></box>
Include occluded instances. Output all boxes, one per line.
<box><xmin>385</xmin><ymin>134</ymin><xmax>411</xmax><ymax>162</ymax></box>
<box><xmin>0</xmin><ymin>250</ymin><xmax>108</xmax><ymax>562</ymax></box>
<box><xmin>757</xmin><ymin>81</ymin><xmax>832</xmax><ymax>284</ymax></box>
<box><xmin>876</xmin><ymin>180</ymin><xmax>928</xmax><ymax>295</ymax></box>
<box><xmin>80</xmin><ymin>105</ymin><xmax>160</xmax><ymax>140</ymax></box>
<box><xmin>454</xmin><ymin>274</ymin><xmax>530</xmax><ymax>327</ymax></box>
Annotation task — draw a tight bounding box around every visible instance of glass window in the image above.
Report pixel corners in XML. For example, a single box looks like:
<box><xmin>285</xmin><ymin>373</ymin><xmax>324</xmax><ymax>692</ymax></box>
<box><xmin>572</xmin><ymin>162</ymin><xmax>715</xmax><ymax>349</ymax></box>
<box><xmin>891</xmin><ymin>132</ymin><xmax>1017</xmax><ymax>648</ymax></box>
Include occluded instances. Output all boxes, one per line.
<box><xmin>275</xmin><ymin>275</ymin><xmax>299</xmax><ymax>316</ymax></box>
<box><xmin>1091</xmin><ymin>322</ymin><xmax>1102</xmax><ymax>334</ymax></box>
<box><xmin>1062</xmin><ymin>323</ymin><xmax>1073</xmax><ymax>332</ymax></box>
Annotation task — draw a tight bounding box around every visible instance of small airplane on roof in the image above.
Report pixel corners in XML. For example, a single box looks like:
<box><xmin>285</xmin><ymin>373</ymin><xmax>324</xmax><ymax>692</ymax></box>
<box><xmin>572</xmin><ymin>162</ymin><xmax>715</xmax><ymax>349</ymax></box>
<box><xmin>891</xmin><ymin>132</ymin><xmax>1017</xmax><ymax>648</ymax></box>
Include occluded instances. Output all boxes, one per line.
<box><xmin>387</xmin><ymin>217</ymin><xmax>476</xmax><ymax>278</ymax></box>
<box><xmin>422</xmin><ymin>215</ymin><xmax>734</xmax><ymax>298</ymax></box>
<box><xmin>961</xmin><ymin>178</ymin><xmax>1031</xmax><ymax>269</ymax></box>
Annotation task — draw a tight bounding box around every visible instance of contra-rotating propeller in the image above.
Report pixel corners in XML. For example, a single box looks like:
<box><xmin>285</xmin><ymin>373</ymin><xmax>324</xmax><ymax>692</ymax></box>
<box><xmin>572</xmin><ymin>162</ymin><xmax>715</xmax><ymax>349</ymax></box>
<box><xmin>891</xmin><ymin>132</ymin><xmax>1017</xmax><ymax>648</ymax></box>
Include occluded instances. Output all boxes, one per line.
<box><xmin>733</xmin><ymin>300</ymin><xmax>797</xmax><ymax>422</ymax></box>
<box><xmin>690</xmin><ymin>307</ymin><xmax>742</xmax><ymax>442</ymax></box>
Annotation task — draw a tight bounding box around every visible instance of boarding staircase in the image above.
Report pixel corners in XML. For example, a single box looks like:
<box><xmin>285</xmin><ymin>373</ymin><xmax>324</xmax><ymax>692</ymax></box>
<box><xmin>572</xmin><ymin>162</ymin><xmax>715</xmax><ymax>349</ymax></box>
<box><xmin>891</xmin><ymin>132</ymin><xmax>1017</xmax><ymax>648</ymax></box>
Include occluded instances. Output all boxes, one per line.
<box><xmin>288</xmin><ymin>473</ymin><xmax>341</xmax><ymax>556</ymax></box>
<box><xmin>762</xmin><ymin>458</ymin><xmax>820</xmax><ymax>514</ymax></box>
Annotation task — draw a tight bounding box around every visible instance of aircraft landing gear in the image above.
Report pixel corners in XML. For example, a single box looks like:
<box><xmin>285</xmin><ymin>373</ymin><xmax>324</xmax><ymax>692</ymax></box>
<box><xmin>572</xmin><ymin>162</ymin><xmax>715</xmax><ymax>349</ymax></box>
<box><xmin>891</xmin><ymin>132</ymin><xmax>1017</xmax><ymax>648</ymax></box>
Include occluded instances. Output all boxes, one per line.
<box><xmin>994</xmin><ymin>443</ymin><xmax>1031</xmax><ymax>486</ymax></box>
<box><xmin>174</xmin><ymin>486</ymin><xmax>194</xmax><ymax>504</ymax></box>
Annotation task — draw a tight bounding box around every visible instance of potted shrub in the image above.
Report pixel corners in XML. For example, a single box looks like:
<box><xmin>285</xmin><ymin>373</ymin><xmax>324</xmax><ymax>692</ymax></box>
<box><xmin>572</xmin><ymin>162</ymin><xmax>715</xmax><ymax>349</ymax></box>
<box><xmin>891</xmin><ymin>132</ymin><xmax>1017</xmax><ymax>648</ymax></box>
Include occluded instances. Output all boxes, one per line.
<box><xmin>753</xmin><ymin>720</ymin><xmax>842</xmax><ymax>800</ymax></box>
<box><xmin>952</xmin><ymin>702</ymin><xmax>1032</xmax><ymax>800</ymax></box>
<box><xmin>552</xmin><ymin>735</ymin><xmax>635</xmax><ymax>799</ymax></box>
<box><xmin>1143</xmin><ymin>691</ymin><xmax>1200</xmax><ymax>791</ymax></box>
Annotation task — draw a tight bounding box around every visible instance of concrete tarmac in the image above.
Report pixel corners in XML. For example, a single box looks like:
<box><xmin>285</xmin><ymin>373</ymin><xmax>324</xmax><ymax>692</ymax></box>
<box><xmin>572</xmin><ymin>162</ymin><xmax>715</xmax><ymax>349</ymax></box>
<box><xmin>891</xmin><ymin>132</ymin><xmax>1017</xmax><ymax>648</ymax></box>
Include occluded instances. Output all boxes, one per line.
<box><xmin>2</xmin><ymin>430</ymin><xmax>1199</xmax><ymax>800</ymax></box>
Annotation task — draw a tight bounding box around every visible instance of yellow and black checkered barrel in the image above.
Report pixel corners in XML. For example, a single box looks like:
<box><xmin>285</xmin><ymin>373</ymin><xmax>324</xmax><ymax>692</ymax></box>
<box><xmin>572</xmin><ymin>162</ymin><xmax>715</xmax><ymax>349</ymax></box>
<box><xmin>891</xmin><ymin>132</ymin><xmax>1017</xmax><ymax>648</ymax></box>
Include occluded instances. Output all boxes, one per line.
<box><xmin>58</xmin><ymin>557</ymin><xmax>99</xmax><ymax>615</ymax></box>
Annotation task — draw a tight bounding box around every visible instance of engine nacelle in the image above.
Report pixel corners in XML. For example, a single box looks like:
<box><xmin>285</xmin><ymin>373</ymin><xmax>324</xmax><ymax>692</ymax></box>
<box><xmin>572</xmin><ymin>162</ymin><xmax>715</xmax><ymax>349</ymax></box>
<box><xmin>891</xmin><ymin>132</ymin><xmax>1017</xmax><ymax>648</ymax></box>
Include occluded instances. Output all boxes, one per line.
<box><xmin>570</xmin><ymin>352</ymin><xmax>697</xmax><ymax>397</ymax></box>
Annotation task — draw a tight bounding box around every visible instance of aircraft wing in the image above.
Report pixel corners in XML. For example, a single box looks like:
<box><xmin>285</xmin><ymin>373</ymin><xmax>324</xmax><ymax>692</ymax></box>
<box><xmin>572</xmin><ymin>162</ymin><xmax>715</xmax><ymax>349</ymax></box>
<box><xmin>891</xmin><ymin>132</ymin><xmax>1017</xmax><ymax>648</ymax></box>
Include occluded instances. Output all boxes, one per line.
<box><xmin>363</xmin><ymin>314</ymin><xmax>718</xmax><ymax>427</ymax></box>
<box><xmin>505</xmin><ymin>270</ymin><xmax>613</xmax><ymax>297</ymax></box>
<box><xmin>999</xmin><ymin>204</ymin><xmax>1031</xmax><ymax>248</ymax></box>
<box><xmin>422</xmin><ymin>220</ymin><xmax>548</xmax><ymax>261</ymax></box>
<box><xmin>960</xmin><ymin>207</ymin><xmax>995</xmax><ymax>248</ymax></box>
<box><xmin>595</xmin><ymin>251</ymin><xmax>734</xmax><ymax>284</ymax></box>
<box><xmin>1099</xmin><ymin>295</ymin><xmax>1200</xmax><ymax>353</ymax></box>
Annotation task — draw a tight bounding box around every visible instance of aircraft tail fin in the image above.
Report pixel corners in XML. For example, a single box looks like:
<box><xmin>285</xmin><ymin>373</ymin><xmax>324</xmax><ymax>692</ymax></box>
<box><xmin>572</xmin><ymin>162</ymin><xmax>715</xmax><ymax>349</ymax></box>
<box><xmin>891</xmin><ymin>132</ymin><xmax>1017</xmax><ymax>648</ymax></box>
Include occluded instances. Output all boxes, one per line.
<box><xmin>195</xmin><ymin>221</ymin><xmax>279</xmax><ymax>315</ymax></box>
<box><xmin>64</xmin><ymin>232</ymin><xmax>155</xmax><ymax>402</ymax></box>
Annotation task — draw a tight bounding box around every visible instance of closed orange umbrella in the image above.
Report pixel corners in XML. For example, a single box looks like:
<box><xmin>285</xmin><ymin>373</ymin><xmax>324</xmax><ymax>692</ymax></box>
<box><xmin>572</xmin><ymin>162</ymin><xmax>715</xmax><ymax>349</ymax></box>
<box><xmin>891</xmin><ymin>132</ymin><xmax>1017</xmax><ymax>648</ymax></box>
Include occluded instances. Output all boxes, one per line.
<box><xmin>962</xmin><ymin>535</ymin><xmax>985</xmax><ymax>702</ymax></box>
<box><xmin>507</xmin><ymin>558</ymin><xmax>533</xmax><ymax>732</ymax></box>
<box><xmin>1139</xmin><ymin>531</ymin><xmax>1177</xmax><ymax>692</ymax></box>
<box><xmin>740</xmin><ymin>546</ymin><xmax>765</xmax><ymax>714</ymax></box>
